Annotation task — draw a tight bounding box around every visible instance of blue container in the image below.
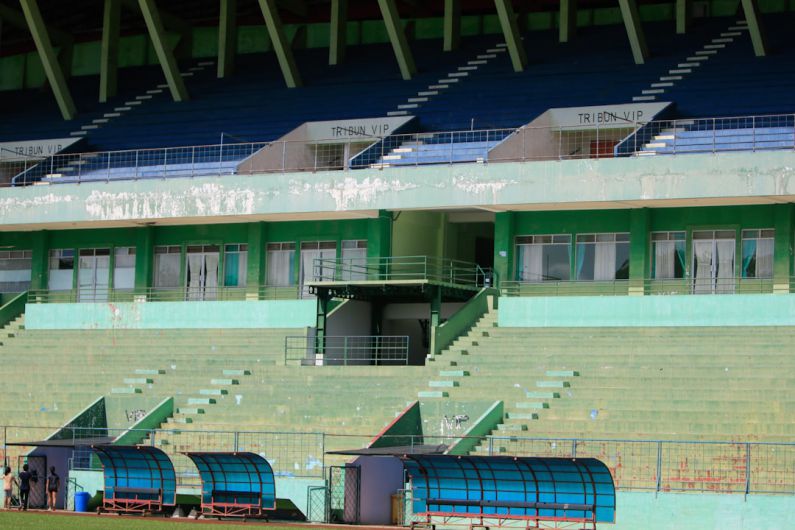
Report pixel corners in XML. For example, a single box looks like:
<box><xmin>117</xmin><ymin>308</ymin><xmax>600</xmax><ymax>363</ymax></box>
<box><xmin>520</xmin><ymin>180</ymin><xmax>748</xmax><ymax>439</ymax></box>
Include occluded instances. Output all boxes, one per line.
<box><xmin>74</xmin><ymin>491</ymin><xmax>90</xmax><ymax>512</ymax></box>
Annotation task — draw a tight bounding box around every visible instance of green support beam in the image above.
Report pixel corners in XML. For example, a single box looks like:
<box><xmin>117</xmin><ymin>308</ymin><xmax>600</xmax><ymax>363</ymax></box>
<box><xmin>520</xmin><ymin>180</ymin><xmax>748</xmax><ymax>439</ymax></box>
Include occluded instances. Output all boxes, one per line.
<box><xmin>675</xmin><ymin>0</ymin><xmax>689</xmax><ymax>34</ymax></box>
<box><xmin>29</xmin><ymin>231</ymin><xmax>49</xmax><ymax>291</ymax></box>
<box><xmin>138</xmin><ymin>0</ymin><xmax>190</xmax><ymax>101</ymax></box>
<box><xmin>740</xmin><ymin>0</ymin><xmax>767</xmax><ymax>57</ymax></box>
<box><xmin>100</xmin><ymin>0</ymin><xmax>121</xmax><ymax>102</ymax></box>
<box><xmin>377</xmin><ymin>0</ymin><xmax>416</xmax><ymax>80</ymax></box>
<box><xmin>559</xmin><ymin>0</ymin><xmax>577</xmax><ymax>43</ymax></box>
<box><xmin>772</xmin><ymin>204</ymin><xmax>792</xmax><ymax>293</ymax></box>
<box><xmin>617</xmin><ymin>0</ymin><xmax>649</xmax><ymax>64</ymax></box>
<box><xmin>122</xmin><ymin>0</ymin><xmax>192</xmax><ymax>58</ymax></box>
<box><xmin>493</xmin><ymin>0</ymin><xmax>527</xmax><ymax>72</ymax></box>
<box><xmin>19</xmin><ymin>0</ymin><xmax>77</xmax><ymax>120</ymax></box>
<box><xmin>493</xmin><ymin>211</ymin><xmax>515</xmax><ymax>284</ymax></box>
<box><xmin>329</xmin><ymin>0</ymin><xmax>347</xmax><ymax>65</ymax></box>
<box><xmin>257</xmin><ymin>0</ymin><xmax>303</xmax><ymax>88</ymax></box>
<box><xmin>629</xmin><ymin>208</ymin><xmax>650</xmax><ymax>295</ymax></box>
<box><xmin>217</xmin><ymin>0</ymin><xmax>237</xmax><ymax>77</ymax></box>
<box><xmin>134</xmin><ymin>226</ymin><xmax>154</xmax><ymax>290</ymax></box>
<box><xmin>443</xmin><ymin>0</ymin><xmax>460</xmax><ymax>51</ymax></box>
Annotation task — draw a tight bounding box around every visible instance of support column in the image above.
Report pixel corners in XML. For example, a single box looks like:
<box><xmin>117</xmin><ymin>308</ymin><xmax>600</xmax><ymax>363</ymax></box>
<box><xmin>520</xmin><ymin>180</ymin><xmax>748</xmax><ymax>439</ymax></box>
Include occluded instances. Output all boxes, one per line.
<box><xmin>617</xmin><ymin>0</ymin><xmax>649</xmax><ymax>65</ymax></box>
<box><xmin>559</xmin><ymin>0</ymin><xmax>577</xmax><ymax>43</ymax></box>
<box><xmin>315</xmin><ymin>293</ymin><xmax>330</xmax><ymax>364</ymax></box>
<box><xmin>138</xmin><ymin>0</ymin><xmax>190</xmax><ymax>101</ymax></box>
<box><xmin>19</xmin><ymin>0</ymin><xmax>77</xmax><ymax>119</ymax></box>
<box><xmin>377</xmin><ymin>0</ymin><xmax>416</xmax><ymax>80</ymax></box>
<box><xmin>428</xmin><ymin>285</ymin><xmax>442</xmax><ymax>356</ymax></box>
<box><xmin>772</xmin><ymin>204</ymin><xmax>792</xmax><ymax>293</ymax></box>
<box><xmin>443</xmin><ymin>0</ymin><xmax>460</xmax><ymax>52</ymax></box>
<box><xmin>247</xmin><ymin>222</ymin><xmax>267</xmax><ymax>296</ymax></box>
<box><xmin>367</xmin><ymin>211</ymin><xmax>393</xmax><ymax>260</ymax></box>
<box><xmin>629</xmin><ymin>208</ymin><xmax>650</xmax><ymax>296</ymax></box>
<box><xmin>493</xmin><ymin>211</ymin><xmax>515</xmax><ymax>286</ymax></box>
<box><xmin>493</xmin><ymin>0</ymin><xmax>527</xmax><ymax>72</ymax></box>
<box><xmin>100</xmin><ymin>0</ymin><xmax>121</xmax><ymax>102</ymax></box>
<box><xmin>217</xmin><ymin>0</ymin><xmax>237</xmax><ymax>77</ymax></box>
<box><xmin>257</xmin><ymin>0</ymin><xmax>303</xmax><ymax>87</ymax></box>
<box><xmin>675</xmin><ymin>0</ymin><xmax>689</xmax><ymax>34</ymax></box>
<box><xmin>740</xmin><ymin>0</ymin><xmax>767</xmax><ymax>57</ymax></box>
<box><xmin>329</xmin><ymin>0</ymin><xmax>347</xmax><ymax>65</ymax></box>
<box><xmin>29</xmin><ymin>231</ymin><xmax>49</xmax><ymax>292</ymax></box>
<box><xmin>134</xmin><ymin>226</ymin><xmax>154</xmax><ymax>291</ymax></box>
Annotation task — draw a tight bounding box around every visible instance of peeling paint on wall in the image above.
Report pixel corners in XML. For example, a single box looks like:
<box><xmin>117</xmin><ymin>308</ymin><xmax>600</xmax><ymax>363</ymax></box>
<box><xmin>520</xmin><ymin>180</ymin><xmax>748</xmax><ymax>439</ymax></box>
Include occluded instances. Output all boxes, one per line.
<box><xmin>288</xmin><ymin>176</ymin><xmax>418</xmax><ymax>210</ymax></box>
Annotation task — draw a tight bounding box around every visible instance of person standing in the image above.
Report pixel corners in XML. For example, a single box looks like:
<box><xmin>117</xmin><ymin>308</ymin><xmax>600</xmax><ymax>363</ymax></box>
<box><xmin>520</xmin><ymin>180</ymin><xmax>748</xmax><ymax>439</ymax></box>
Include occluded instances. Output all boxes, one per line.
<box><xmin>18</xmin><ymin>464</ymin><xmax>31</xmax><ymax>511</ymax></box>
<box><xmin>3</xmin><ymin>467</ymin><xmax>18</xmax><ymax>510</ymax></box>
<box><xmin>46</xmin><ymin>467</ymin><xmax>59</xmax><ymax>511</ymax></box>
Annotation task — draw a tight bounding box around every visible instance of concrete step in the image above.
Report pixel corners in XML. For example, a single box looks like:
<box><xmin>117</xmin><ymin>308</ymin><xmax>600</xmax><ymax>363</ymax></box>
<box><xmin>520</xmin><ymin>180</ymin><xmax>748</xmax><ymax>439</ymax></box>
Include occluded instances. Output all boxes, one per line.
<box><xmin>546</xmin><ymin>370</ymin><xmax>579</xmax><ymax>378</ymax></box>
<box><xmin>515</xmin><ymin>402</ymin><xmax>549</xmax><ymax>409</ymax></box>
<box><xmin>123</xmin><ymin>378</ymin><xmax>153</xmax><ymax>385</ymax></box>
<box><xmin>222</xmin><ymin>369</ymin><xmax>251</xmax><ymax>376</ymax></box>
<box><xmin>429</xmin><ymin>380</ymin><xmax>459</xmax><ymax>388</ymax></box>
<box><xmin>536</xmin><ymin>381</ymin><xmax>571</xmax><ymax>388</ymax></box>
<box><xmin>439</xmin><ymin>370</ymin><xmax>469</xmax><ymax>377</ymax></box>
<box><xmin>505</xmin><ymin>412</ymin><xmax>538</xmax><ymax>420</ymax></box>
<box><xmin>187</xmin><ymin>397</ymin><xmax>216</xmax><ymax>405</ymax></box>
<box><xmin>526</xmin><ymin>391</ymin><xmax>560</xmax><ymax>399</ymax></box>
<box><xmin>418</xmin><ymin>391</ymin><xmax>449</xmax><ymax>398</ymax></box>
<box><xmin>176</xmin><ymin>408</ymin><xmax>205</xmax><ymax>415</ymax></box>
<box><xmin>111</xmin><ymin>387</ymin><xmax>142</xmax><ymax>394</ymax></box>
<box><xmin>210</xmin><ymin>379</ymin><xmax>239</xmax><ymax>386</ymax></box>
<box><xmin>135</xmin><ymin>369</ymin><xmax>166</xmax><ymax>375</ymax></box>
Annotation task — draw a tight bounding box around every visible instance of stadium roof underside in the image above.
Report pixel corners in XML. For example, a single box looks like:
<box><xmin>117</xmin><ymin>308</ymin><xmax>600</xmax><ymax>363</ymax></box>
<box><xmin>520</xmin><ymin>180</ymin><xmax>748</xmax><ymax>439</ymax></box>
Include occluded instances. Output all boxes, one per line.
<box><xmin>404</xmin><ymin>455</ymin><xmax>616</xmax><ymax>524</ymax></box>
<box><xmin>93</xmin><ymin>445</ymin><xmax>177</xmax><ymax>506</ymax></box>
<box><xmin>183</xmin><ymin>452</ymin><xmax>277</xmax><ymax>513</ymax></box>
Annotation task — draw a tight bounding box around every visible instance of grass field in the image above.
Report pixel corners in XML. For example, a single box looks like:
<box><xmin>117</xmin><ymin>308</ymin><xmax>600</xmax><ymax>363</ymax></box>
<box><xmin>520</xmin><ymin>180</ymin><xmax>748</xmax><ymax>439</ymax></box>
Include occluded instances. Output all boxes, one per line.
<box><xmin>0</xmin><ymin>511</ymin><xmax>323</xmax><ymax>529</ymax></box>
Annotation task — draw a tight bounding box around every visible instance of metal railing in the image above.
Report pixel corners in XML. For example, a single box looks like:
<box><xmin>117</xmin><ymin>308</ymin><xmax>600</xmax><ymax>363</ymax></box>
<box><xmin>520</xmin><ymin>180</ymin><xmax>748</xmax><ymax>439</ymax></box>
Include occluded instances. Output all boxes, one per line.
<box><xmin>284</xmin><ymin>335</ymin><xmax>410</xmax><ymax>366</ymax></box>
<box><xmin>311</xmin><ymin>255</ymin><xmax>492</xmax><ymax>289</ymax></box>
<box><xmin>4</xmin><ymin>112</ymin><xmax>794</xmax><ymax>187</ymax></box>
<box><xmin>4</xmin><ymin>426</ymin><xmax>795</xmax><ymax>496</ymax></box>
<box><xmin>500</xmin><ymin>277</ymin><xmax>777</xmax><ymax>296</ymax></box>
<box><xmin>27</xmin><ymin>285</ymin><xmax>300</xmax><ymax>303</ymax></box>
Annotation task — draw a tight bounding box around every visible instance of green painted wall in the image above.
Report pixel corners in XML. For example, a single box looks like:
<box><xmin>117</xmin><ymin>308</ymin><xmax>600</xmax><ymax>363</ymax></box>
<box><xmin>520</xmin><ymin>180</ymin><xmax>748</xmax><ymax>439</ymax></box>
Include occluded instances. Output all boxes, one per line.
<box><xmin>614</xmin><ymin>491</ymin><xmax>795</xmax><ymax>530</ymax></box>
<box><xmin>369</xmin><ymin>400</ymin><xmax>423</xmax><ymax>448</ymax></box>
<box><xmin>498</xmin><ymin>294</ymin><xmax>795</xmax><ymax>327</ymax></box>
<box><xmin>24</xmin><ymin>299</ymin><xmax>316</xmax><ymax>329</ymax></box>
<box><xmin>392</xmin><ymin>211</ymin><xmax>446</xmax><ymax>258</ymax></box>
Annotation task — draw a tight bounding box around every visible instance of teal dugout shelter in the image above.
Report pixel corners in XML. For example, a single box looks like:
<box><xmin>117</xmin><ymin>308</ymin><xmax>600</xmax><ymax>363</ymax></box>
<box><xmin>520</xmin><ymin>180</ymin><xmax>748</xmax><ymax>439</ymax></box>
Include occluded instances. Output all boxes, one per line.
<box><xmin>93</xmin><ymin>445</ymin><xmax>177</xmax><ymax>514</ymax></box>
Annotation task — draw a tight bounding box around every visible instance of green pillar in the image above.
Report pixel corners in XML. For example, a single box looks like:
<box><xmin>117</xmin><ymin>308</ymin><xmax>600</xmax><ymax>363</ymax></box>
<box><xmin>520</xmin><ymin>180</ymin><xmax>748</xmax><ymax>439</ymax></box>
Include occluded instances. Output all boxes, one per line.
<box><xmin>377</xmin><ymin>0</ymin><xmax>416</xmax><ymax>80</ymax></box>
<box><xmin>773</xmin><ymin>204</ymin><xmax>792</xmax><ymax>293</ymax></box>
<box><xmin>30</xmin><ymin>231</ymin><xmax>49</xmax><ymax>291</ymax></box>
<box><xmin>257</xmin><ymin>0</ymin><xmax>303</xmax><ymax>87</ymax></box>
<box><xmin>329</xmin><ymin>0</ymin><xmax>347</xmax><ymax>65</ymax></box>
<box><xmin>367</xmin><ymin>211</ymin><xmax>392</xmax><ymax>260</ymax></box>
<box><xmin>19</xmin><ymin>0</ymin><xmax>77</xmax><ymax>120</ymax></box>
<box><xmin>217</xmin><ymin>0</ymin><xmax>237</xmax><ymax>77</ymax></box>
<box><xmin>629</xmin><ymin>208</ymin><xmax>650</xmax><ymax>296</ymax></box>
<box><xmin>99</xmin><ymin>0</ymin><xmax>120</xmax><ymax>102</ymax></box>
<box><xmin>134</xmin><ymin>226</ymin><xmax>154</xmax><ymax>290</ymax></box>
<box><xmin>559</xmin><ymin>0</ymin><xmax>577</xmax><ymax>43</ymax></box>
<box><xmin>740</xmin><ymin>0</ymin><xmax>767</xmax><ymax>57</ymax></box>
<box><xmin>493</xmin><ymin>211</ymin><xmax>515</xmax><ymax>286</ymax></box>
<box><xmin>617</xmin><ymin>0</ymin><xmax>649</xmax><ymax>65</ymax></box>
<box><xmin>247</xmin><ymin>222</ymin><xmax>267</xmax><ymax>294</ymax></box>
<box><xmin>493</xmin><ymin>0</ymin><xmax>527</xmax><ymax>72</ymax></box>
<box><xmin>428</xmin><ymin>285</ymin><xmax>442</xmax><ymax>356</ymax></box>
<box><xmin>315</xmin><ymin>293</ymin><xmax>329</xmax><ymax>361</ymax></box>
<box><xmin>443</xmin><ymin>0</ymin><xmax>460</xmax><ymax>51</ymax></box>
<box><xmin>675</xmin><ymin>0</ymin><xmax>689</xmax><ymax>34</ymax></box>
<box><xmin>138</xmin><ymin>0</ymin><xmax>190</xmax><ymax>101</ymax></box>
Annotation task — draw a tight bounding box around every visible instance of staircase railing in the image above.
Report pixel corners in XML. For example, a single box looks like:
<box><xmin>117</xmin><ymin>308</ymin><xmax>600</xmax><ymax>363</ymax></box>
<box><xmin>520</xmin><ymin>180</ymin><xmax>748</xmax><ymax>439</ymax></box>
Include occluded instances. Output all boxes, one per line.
<box><xmin>0</xmin><ymin>291</ymin><xmax>27</xmax><ymax>329</ymax></box>
<box><xmin>431</xmin><ymin>287</ymin><xmax>497</xmax><ymax>356</ymax></box>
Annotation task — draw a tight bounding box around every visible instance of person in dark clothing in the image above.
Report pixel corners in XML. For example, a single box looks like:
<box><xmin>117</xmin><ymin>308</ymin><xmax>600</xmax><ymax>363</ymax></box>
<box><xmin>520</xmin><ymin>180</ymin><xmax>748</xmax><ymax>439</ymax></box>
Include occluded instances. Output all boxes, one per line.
<box><xmin>46</xmin><ymin>466</ymin><xmax>59</xmax><ymax>511</ymax></box>
<box><xmin>18</xmin><ymin>464</ymin><xmax>31</xmax><ymax>511</ymax></box>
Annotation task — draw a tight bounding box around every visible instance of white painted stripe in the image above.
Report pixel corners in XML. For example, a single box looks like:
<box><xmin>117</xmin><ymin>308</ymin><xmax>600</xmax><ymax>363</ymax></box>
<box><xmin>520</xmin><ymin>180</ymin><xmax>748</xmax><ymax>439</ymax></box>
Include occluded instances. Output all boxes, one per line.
<box><xmin>477</xmin><ymin>54</ymin><xmax>497</xmax><ymax>59</ymax></box>
<box><xmin>651</xmin><ymin>82</ymin><xmax>674</xmax><ymax>88</ymax></box>
<box><xmin>687</xmin><ymin>56</ymin><xmax>709</xmax><ymax>61</ymax></box>
<box><xmin>114</xmin><ymin>106</ymin><xmax>131</xmax><ymax>111</ymax></box>
<box><xmin>467</xmin><ymin>60</ymin><xmax>487</xmax><ymax>65</ymax></box>
<box><xmin>188</xmin><ymin>66</ymin><xmax>204</xmax><ymax>71</ymax></box>
<box><xmin>382</xmin><ymin>155</ymin><xmax>402</xmax><ymax>160</ymax></box>
<box><xmin>695</xmin><ymin>50</ymin><xmax>718</xmax><ymax>55</ymax></box>
<box><xmin>180</xmin><ymin>71</ymin><xmax>194</xmax><ymax>77</ymax></box>
<box><xmin>660</xmin><ymin>76</ymin><xmax>683</xmax><ymax>81</ymax></box>
<box><xmin>486</xmin><ymin>48</ymin><xmax>507</xmax><ymax>53</ymax></box>
<box><xmin>632</xmin><ymin>95</ymin><xmax>656</xmax><ymax>101</ymax></box>
<box><xmin>654</xmin><ymin>135</ymin><xmax>675</xmax><ymax>140</ymax></box>
<box><xmin>736</xmin><ymin>19</ymin><xmax>748</xmax><ymax>25</ymax></box>
<box><xmin>712</xmin><ymin>38</ymin><xmax>733</xmax><ymax>43</ymax></box>
<box><xmin>393</xmin><ymin>148</ymin><xmax>414</xmax><ymax>153</ymax></box>
<box><xmin>398</xmin><ymin>103</ymin><xmax>419</xmax><ymax>109</ymax></box>
<box><xmin>642</xmin><ymin>89</ymin><xmax>665</xmax><ymax>95</ymax></box>
<box><xmin>418</xmin><ymin>91</ymin><xmax>439</xmax><ymax>96</ymax></box>
<box><xmin>157</xmin><ymin>83</ymin><xmax>169</xmax><ymax>88</ymax></box>
<box><xmin>678</xmin><ymin>63</ymin><xmax>699</xmax><ymax>67</ymax></box>
<box><xmin>496</xmin><ymin>43</ymin><xmax>508</xmax><ymax>48</ymax></box>
<box><xmin>448</xmin><ymin>72</ymin><xmax>469</xmax><ymax>77</ymax></box>
<box><xmin>728</xmin><ymin>26</ymin><xmax>747</xmax><ymax>31</ymax></box>
<box><xmin>135</xmin><ymin>95</ymin><xmax>153</xmax><ymax>100</ymax></box>
<box><xmin>669</xmin><ymin>68</ymin><xmax>691</xmax><ymax>74</ymax></box>
<box><xmin>637</xmin><ymin>151</ymin><xmax>657</xmax><ymax>156</ymax></box>
<box><xmin>428</xmin><ymin>84</ymin><xmax>449</xmax><ymax>89</ymax></box>
<box><xmin>70</xmin><ymin>131</ymin><xmax>88</xmax><ymax>136</ymax></box>
<box><xmin>704</xmin><ymin>44</ymin><xmax>726</xmax><ymax>49</ymax></box>
<box><xmin>387</xmin><ymin>111</ymin><xmax>409</xmax><ymax>116</ymax></box>
<box><xmin>146</xmin><ymin>89</ymin><xmax>164</xmax><ymax>94</ymax></box>
<box><xmin>438</xmin><ymin>78</ymin><xmax>459</xmax><ymax>83</ymax></box>
<box><xmin>721</xmin><ymin>31</ymin><xmax>742</xmax><ymax>37</ymax></box>
<box><xmin>124</xmin><ymin>101</ymin><xmax>142</xmax><ymax>105</ymax></box>
<box><xmin>645</xmin><ymin>142</ymin><xmax>666</xmax><ymax>148</ymax></box>
<box><xmin>458</xmin><ymin>66</ymin><xmax>478</xmax><ymax>71</ymax></box>
<box><xmin>81</xmin><ymin>124</ymin><xmax>100</xmax><ymax>130</ymax></box>
<box><xmin>103</xmin><ymin>113</ymin><xmax>121</xmax><ymax>118</ymax></box>
<box><xmin>407</xmin><ymin>97</ymin><xmax>428</xmax><ymax>103</ymax></box>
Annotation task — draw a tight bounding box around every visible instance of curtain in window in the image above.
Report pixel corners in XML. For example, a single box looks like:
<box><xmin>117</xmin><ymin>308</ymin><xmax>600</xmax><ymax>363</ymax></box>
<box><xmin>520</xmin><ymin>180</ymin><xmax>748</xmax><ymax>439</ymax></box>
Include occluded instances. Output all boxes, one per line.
<box><xmin>756</xmin><ymin>238</ymin><xmax>774</xmax><ymax>278</ymax></box>
<box><xmin>693</xmin><ymin>241</ymin><xmax>713</xmax><ymax>294</ymax></box>
<box><xmin>154</xmin><ymin>254</ymin><xmax>180</xmax><ymax>289</ymax></box>
<box><xmin>575</xmin><ymin>243</ymin><xmax>587</xmax><ymax>280</ymax></box>
<box><xmin>268</xmin><ymin>250</ymin><xmax>295</xmax><ymax>287</ymax></box>
<box><xmin>187</xmin><ymin>254</ymin><xmax>203</xmax><ymax>300</ymax></box>
<box><xmin>204</xmin><ymin>253</ymin><xmax>219</xmax><ymax>299</ymax></box>
<box><xmin>654</xmin><ymin>241</ymin><xmax>675</xmax><ymax>279</ymax></box>
<box><xmin>342</xmin><ymin>248</ymin><xmax>367</xmax><ymax>281</ymax></box>
<box><xmin>716</xmin><ymin>239</ymin><xmax>735</xmax><ymax>293</ymax></box>
<box><xmin>517</xmin><ymin>245</ymin><xmax>543</xmax><ymax>282</ymax></box>
<box><xmin>742</xmin><ymin>239</ymin><xmax>756</xmax><ymax>278</ymax></box>
<box><xmin>224</xmin><ymin>253</ymin><xmax>239</xmax><ymax>286</ymax></box>
<box><xmin>594</xmin><ymin>242</ymin><xmax>616</xmax><ymax>281</ymax></box>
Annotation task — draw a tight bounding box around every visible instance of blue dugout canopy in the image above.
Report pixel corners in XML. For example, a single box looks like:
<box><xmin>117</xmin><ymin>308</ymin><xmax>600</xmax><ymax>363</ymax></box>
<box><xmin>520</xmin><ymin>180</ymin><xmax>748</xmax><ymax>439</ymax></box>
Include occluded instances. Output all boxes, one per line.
<box><xmin>184</xmin><ymin>452</ymin><xmax>276</xmax><ymax>513</ymax></box>
<box><xmin>93</xmin><ymin>445</ymin><xmax>177</xmax><ymax>507</ymax></box>
<box><xmin>403</xmin><ymin>455</ymin><xmax>616</xmax><ymax>524</ymax></box>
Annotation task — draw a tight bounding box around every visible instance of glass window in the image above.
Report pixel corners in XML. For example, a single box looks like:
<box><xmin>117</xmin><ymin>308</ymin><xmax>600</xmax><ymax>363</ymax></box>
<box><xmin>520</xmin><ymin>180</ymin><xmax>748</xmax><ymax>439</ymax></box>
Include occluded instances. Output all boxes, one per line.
<box><xmin>300</xmin><ymin>241</ymin><xmax>337</xmax><ymax>295</ymax></box>
<box><xmin>741</xmin><ymin>229</ymin><xmax>774</xmax><ymax>278</ymax></box>
<box><xmin>267</xmin><ymin>242</ymin><xmax>296</xmax><ymax>287</ymax></box>
<box><xmin>154</xmin><ymin>245</ymin><xmax>181</xmax><ymax>289</ymax></box>
<box><xmin>49</xmin><ymin>249</ymin><xmax>74</xmax><ymax>291</ymax></box>
<box><xmin>514</xmin><ymin>234</ymin><xmax>571</xmax><ymax>282</ymax></box>
<box><xmin>651</xmin><ymin>231</ymin><xmax>686</xmax><ymax>279</ymax></box>
<box><xmin>576</xmin><ymin>233</ymin><xmax>630</xmax><ymax>281</ymax></box>
<box><xmin>0</xmin><ymin>250</ymin><xmax>32</xmax><ymax>293</ymax></box>
<box><xmin>114</xmin><ymin>247</ymin><xmax>136</xmax><ymax>290</ymax></box>
<box><xmin>341</xmin><ymin>240</ymin><xmax>367</xmax><ymax>281</ymax></box>
<box><xmin>224</xmin><ymin>244</ymin><xmax>248</xmax><ymax>287</ymax></box>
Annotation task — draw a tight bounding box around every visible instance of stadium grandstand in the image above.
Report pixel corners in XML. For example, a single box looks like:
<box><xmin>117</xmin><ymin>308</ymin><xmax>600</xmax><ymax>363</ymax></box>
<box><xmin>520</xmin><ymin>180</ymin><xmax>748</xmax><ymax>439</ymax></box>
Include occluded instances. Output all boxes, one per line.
<box><xmin>0</xmin><ymin>0</ymin><xmax>794</xmax><ymax>527</ymax></box>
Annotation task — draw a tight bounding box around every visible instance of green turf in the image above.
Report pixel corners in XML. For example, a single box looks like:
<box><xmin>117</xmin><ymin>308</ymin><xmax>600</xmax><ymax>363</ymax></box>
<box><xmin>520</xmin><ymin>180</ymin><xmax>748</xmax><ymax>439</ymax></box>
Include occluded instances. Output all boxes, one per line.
<box><xmin>0</xmin><ymin>511</ymin><xmax>307</xmax><ymax>529</ymax></box>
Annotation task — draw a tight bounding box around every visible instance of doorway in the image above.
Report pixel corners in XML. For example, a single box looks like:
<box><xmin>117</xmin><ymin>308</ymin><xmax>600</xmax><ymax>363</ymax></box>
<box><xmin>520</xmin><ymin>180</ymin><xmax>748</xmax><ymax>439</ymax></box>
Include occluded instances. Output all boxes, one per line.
<box><xmin>78</xmin><ymin>248</ymin><xmax>110</xmax><ymax>301</ymax></box>
<box><xmin>186</xmin><ymin>245</ymin><xmax>220</xmax><ymax>300</ymax></box>
<box><xmin>692</xmin><ymin>230</ymin><xmax>736</xmax><ymax>294</ymax></box>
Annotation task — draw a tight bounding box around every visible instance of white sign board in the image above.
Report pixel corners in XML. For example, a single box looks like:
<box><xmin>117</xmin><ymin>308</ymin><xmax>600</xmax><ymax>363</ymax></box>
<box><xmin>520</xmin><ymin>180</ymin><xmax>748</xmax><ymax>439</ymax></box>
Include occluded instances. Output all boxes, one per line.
<box><xmin>0</xmin><ymin>137</ymin><xmax>83</xmax><ymax>162</ymax></box>
<box><xmin>305</xmin><ymin>116</ymin><xmax>414</xmax><ymax>143</ymax></box>
<box><xmin>547</xmin><ymin>102</ymin><xmax>671</xmax><ymax>130</ymax></box>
